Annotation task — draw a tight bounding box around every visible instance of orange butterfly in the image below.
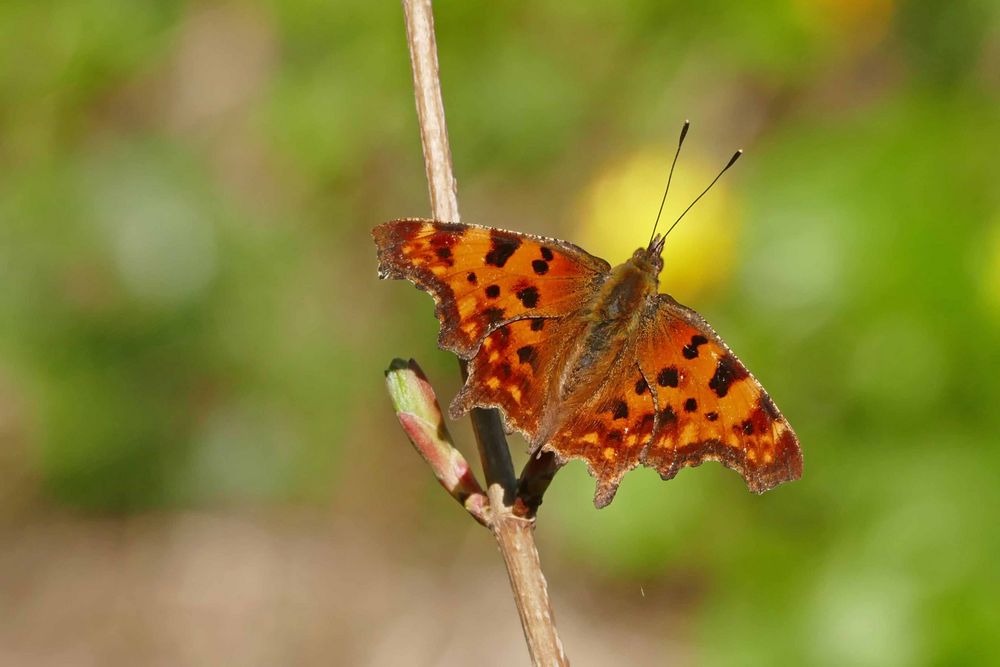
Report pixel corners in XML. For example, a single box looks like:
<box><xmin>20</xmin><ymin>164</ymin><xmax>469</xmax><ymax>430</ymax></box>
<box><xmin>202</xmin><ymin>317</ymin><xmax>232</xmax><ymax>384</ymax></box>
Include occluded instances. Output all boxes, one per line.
<box><xmin>374</xmin><ymin>134</ymin><xmax>801</xmax><ymax>508</ymax></box>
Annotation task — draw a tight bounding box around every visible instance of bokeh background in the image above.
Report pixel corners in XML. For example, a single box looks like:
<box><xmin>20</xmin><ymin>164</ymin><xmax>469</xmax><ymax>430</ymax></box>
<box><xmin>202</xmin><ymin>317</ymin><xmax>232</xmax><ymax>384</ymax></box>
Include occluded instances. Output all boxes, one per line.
<box><xmin>2</xmin><ymin>1</ymin><xmax>999</xmax><ymax>665</ymax></box>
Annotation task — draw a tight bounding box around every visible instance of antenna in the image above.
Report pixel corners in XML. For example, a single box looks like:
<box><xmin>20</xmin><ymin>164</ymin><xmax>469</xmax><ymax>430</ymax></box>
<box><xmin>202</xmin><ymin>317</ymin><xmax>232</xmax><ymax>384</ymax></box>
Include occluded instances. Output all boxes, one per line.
<box><xmin>649</xmin><ymin>120</ymin><xmax>690</xmax><ymax>245</ymax></box>
<box><xmin>659</xmin><ymin>149</ymin><xmax>742</xmax><ymax>243</ymax></box>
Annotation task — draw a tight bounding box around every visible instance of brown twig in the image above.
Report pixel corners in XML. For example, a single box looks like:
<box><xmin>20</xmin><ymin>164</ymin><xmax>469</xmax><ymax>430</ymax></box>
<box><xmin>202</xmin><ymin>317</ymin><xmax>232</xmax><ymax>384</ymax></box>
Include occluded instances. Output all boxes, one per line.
<box><xmin>400</xmin><ymin>1</ymin><xmax>568</xmax><ymax>664</ymax></box>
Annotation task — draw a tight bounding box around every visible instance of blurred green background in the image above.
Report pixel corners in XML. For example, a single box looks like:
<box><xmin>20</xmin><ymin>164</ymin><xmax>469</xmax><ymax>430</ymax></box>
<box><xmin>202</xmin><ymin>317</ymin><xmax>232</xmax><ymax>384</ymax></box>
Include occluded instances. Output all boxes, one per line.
<box><xmin>1</xmin><ymin>0</ymin><xmax>998</xmax><ymax>665</ymax></box>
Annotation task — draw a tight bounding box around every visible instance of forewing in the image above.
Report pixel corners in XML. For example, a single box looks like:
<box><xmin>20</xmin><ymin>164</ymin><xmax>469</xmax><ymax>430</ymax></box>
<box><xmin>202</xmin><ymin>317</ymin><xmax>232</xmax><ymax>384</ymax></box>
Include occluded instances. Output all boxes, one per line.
<box><xmin>373</xmin><ymin>219</ymin><xmax>610</xmax><ymax>358</ymax></box>
<box><xmin>637</xmin><ymin>295</ymin><xmax>802</xmax><ymax>493</ymax></box>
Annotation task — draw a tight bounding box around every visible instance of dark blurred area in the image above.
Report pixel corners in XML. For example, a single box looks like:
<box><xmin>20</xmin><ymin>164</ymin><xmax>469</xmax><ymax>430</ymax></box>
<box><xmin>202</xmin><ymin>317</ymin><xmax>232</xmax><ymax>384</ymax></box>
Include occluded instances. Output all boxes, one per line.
<box><xmin>1</xmin><ymin>1</ymin><xmax>998</xmax><ymax>665</ymax></box>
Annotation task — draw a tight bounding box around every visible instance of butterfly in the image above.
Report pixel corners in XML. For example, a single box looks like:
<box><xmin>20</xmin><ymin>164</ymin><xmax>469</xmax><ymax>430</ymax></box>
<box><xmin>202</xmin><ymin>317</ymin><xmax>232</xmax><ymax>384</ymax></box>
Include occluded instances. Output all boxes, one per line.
<box><xmin>373</xmin><ymin>134</ymin><xmax>802</xmax><ymax>508</ymax></box>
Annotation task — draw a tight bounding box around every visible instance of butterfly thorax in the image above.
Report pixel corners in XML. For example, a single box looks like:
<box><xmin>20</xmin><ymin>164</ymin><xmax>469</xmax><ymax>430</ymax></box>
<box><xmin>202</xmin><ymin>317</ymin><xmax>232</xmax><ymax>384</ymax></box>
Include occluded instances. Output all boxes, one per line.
<box><xmin>559</xmin><ymin>248</ymin><xmax>661</xmax><ymax>400</ymax></box>
<box><xmin>591</xmin><ymin>249</ymin><xmax>660</xmax><ymax>321</ymax></box>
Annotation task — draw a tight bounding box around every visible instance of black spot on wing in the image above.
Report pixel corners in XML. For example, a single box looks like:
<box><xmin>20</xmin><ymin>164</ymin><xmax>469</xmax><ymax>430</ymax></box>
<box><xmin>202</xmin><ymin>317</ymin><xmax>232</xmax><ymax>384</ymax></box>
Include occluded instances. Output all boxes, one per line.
<box><xmin>610</xmin><ymin>400</ymin><xmax>629</xmax><ymax>420</ymax></box>
<box><xmin>483</xmin><ymin>306</ymin><xmax>505</xmax><ymax>325</ymax></box>
<box><xmin>541</xmin><ymin>247</ymin><xmax>554</xmax><ymax>261</ymax></box>
<box><xmin>516</xmin><ymin>286</ymin><xmax>540</xmax><ymax>308</ymax></box>
<box><xmin>531</xmin><ymin>259</ymin><xmax>549</xmax><ymax>275</ymax></box>
<box><xmin>466</xmin><ymin>272</ymin><xmax>478</xmax><ymax>285</ymax></box>
<box><xmin>706</xmin><ymin>411</ymin><xmax>719</xmax><ymax>422</ymax></box>
<box><xmin>657</xmin><ymin>366</ymin><xmax>679</xmax><ymax>388</ymax></box>
<box><xmin>635</xmin><ymin>377</ymin><xmax>648</xmax><ymax>395</ymax></box>
<box><xmin>530</xmin><ymin>318</ymin><xmax>545</xmax><ymax>332</ymax></box>
<box><xmin>708</xmin><ymin>354</ymin><xmax>748</xmax><ymax>398</ymax></box>
<box><xmin>659</xmin><ymin>405</ymin><xmax>677</xmax><ymax>425</ymax></box>
<box><xmin>484</xmin><ymin>231</ymin><xmax>521</xmax><ymax>268</ymax></box>
<box><xmin>485</xmin><ymin>284</ymin><xmax>500</xmax><ymax>298</ymax></box>
<box><xmin>682</xmin><ymin>334</ymin><xmax>709</xmax><ymax>360</ymax></box>
<box><xmin>516</xmin><ymin>345</ymin><xmax>537</xmax><ymax>366</ymax></box>
<box><xmin>684</xmin><ymin>398</ymin><xmax>697</xmax><ymax>412</ymax></box>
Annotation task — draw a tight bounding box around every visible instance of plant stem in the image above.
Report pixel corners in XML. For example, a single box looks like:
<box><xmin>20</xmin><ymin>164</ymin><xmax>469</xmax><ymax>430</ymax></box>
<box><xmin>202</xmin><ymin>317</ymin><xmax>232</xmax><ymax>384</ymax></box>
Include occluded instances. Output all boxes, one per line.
<box><xmin>400</xmin><ymin>1</ymin><xmax>568</xmax><ymax>664</ymax></box>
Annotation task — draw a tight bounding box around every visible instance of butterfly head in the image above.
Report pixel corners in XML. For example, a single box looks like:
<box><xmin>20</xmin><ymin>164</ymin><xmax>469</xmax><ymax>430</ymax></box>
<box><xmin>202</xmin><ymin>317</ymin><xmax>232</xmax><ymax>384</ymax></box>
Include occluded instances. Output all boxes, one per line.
<box><xmin>629</xmin><ymin>235</ymin><xmax>666</xmax><ymax>278</ymax></box>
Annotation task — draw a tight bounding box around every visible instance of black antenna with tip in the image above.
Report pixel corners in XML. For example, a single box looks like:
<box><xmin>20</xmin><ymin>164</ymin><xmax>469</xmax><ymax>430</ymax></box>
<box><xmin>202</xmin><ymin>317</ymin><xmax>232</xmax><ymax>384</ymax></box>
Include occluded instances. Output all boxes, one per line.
<box><xmin>649</xmin><ymin>120</ymin><xmax>690</xmax><ymax>245</ymax></box>
<box><xmin>659</xmin><ymin>149</ymin><xmax>742</xmax><ymax>243</ymax></box>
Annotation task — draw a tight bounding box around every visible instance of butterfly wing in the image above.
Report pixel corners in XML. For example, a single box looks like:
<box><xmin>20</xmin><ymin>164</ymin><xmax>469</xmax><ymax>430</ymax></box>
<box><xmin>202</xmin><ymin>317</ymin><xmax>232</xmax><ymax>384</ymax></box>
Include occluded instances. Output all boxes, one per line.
<box><xmin>636</xmin><ymin>294</ymin><xmax>802</xmax><ymax>494</ymax></box>
<box><xmin>449</xmin><ymin>315</ymin><xmax>589</xmax><ymax>438</ymax></box>
<box><xmin>535</xmin><ymin>294</ymin><xmax>801</xmax><ymax>508</ymax></box>
<box><xmin>374</xmin><ymin>219</ymin><xmax>610</xmax><ymax>359</ymax></box>
<box><xmin>537</xmin><ymin>347</ymin><xmax>659</xmax><ymax>507</ymax></box>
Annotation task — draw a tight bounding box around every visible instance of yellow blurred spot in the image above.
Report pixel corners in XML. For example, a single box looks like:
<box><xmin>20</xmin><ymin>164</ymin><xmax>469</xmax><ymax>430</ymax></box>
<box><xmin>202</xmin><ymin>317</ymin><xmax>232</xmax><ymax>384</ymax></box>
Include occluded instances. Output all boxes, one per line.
<box><xmin>486</xmin><ymin>377</ymin><xmax>500</xmax><ymax>390</ymax></box>
<box><xmin>488</xmin><ymin>351</ymin><xmax>499</xmax><ymax>362</ymax></box>
<box><xmin>582</xmin><ymin>432</ymin><xmax>599</xmax><ymax>444</ymax></box>
<box><xmin>509</xmin><ymin>386</ymin><xmax>522</xmax><ymax>403</ymax></box>
<box><xmin>602</xmin><ymin>447</ymin><xmax>616</xmax><ymax>461</ymax></box>
<box><xmin>748</xmin><ymin>450</ymin><xmax>758</xmax><ymax>462</ymax></box>
<box><xmin>574</xmin><ymin>148</ymin><xmax>741</xmax><ymax>302</ymax></box>
<box><xmin>763</xmin><ymin>452</ymin><xmax>773</xmax><ymax>464</ymax></box>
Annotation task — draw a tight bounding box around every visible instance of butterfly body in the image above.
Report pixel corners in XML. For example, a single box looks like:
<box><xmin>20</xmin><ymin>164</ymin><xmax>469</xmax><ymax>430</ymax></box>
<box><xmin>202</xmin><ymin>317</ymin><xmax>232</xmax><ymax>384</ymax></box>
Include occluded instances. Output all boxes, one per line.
<box><xmin>559</xmin><ymin>250</ymin><xmax>657</xmax><ymax>399</ymax></box>
<box><xmin>374</xmin><ymin>219</ymin><xmax>802</xmax><ymax>507</ymax></box>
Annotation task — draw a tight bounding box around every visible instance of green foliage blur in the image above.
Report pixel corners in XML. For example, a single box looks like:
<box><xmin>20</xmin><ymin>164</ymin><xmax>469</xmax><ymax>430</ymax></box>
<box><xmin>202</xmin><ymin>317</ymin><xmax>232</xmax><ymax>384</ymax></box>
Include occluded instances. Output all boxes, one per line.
<box><xmin>1</xmin><ymin>0</ymin><xmax>998</xmax><ymax>664</ymax></box>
